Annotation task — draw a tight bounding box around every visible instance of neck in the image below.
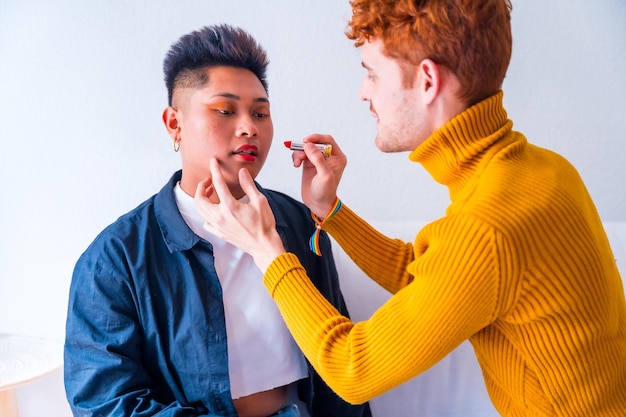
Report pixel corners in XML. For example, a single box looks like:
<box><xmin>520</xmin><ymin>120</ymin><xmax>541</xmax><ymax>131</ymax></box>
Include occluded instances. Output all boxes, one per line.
<box><xmin>179</xmin><ymin>175</ymin><xmax>245</xmax><ymax>203</ymax></box>
<box><xmin>430</xmin><ymin>73</ymin><xmax>468</xmax><ymax>134</ymax></box>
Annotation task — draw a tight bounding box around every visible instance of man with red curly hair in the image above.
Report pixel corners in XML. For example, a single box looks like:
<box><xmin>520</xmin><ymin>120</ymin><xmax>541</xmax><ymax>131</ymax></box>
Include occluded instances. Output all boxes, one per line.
<box><xmin>195</xmin><ymin>1</ymin><xmax>626</xmax><ymax>415</ymax></box>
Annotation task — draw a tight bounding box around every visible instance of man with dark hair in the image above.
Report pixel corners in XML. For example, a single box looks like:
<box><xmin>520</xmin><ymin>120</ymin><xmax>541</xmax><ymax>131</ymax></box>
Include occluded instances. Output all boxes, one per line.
<box><xmin>162</xmin><ymin>25</ymin><xmax>270</xmax><ymax>106</ymax></box>
<box><xmin>64</xmin><ymin>24</ymin><xmax>371</xmax><ymax>417</ymax></box>
<box><xmin>195</xmin><ymin>2</ymin><xmax>626</xmax><ymax>416</ymax></box>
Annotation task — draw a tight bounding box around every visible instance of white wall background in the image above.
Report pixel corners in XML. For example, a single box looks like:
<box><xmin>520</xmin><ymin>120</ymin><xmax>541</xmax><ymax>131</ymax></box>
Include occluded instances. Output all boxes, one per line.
<box><xmin>1</xmin><ymin>1</ymin><xmax>625</xmax><ymax>416</ymax></box>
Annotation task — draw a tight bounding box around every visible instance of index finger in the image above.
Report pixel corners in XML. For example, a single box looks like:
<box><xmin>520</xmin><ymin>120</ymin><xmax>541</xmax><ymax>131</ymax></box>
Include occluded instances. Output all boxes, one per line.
<box><xmin>292</xmin><ymin>134</ymin><xmax>342</xmax><ymax>167</ymax></box>
<box><xmin>209</xmin><ymin>158</ymin><xmax>236</xmax><ymax>205</ymax></box>
<box><xmin>302</xmin><ymin>134</ymin><xmax>341</xmax><ymax>153</ymax></box>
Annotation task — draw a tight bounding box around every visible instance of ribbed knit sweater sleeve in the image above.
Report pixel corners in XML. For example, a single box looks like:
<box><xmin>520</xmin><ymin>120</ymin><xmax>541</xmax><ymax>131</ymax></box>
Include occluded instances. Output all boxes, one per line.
<box><xmin>264</xmin><ymin>205</ymin><xmax>503</xmax><ymax>404</ymax></box>
<box><xmin>323</xmin><ymin>204</ymin><xmax>415</xmax><ymax>294</ymax></box>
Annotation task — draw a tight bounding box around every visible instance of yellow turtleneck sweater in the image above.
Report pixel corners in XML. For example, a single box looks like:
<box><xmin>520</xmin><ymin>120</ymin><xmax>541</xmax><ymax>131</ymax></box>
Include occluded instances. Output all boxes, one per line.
<box><xmin>264</xmin><ymin>92</ymin><xmax>626</xmax><ymax>416</ymax></box>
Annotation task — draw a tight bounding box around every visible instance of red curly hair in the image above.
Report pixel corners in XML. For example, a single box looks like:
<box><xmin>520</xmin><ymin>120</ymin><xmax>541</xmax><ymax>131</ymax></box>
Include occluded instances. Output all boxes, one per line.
<box><xmin>346</xmin><ymin>0</ymin><xmax>512</xmax><ymax>105</ymax></box>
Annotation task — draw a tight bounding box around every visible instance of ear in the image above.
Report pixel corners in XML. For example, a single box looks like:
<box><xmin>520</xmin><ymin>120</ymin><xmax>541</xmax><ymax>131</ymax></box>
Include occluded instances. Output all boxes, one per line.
<box><xmin>417</xmin><ymin>59</ymin><xmax>441</xmax><ymax>105</ymax></box>
<box><xmin>162</xmin><ymin>106</ymin><xmax>180</xmax><ymax>140</ymax></box>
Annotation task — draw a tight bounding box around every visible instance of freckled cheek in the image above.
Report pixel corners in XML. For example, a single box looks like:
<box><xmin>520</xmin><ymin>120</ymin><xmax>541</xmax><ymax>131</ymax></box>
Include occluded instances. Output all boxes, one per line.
<box><xmin>184</xmin><ymin>114</ymin><xmax>219</xmax><ymax>132</ymax></box>
<box><xmin>255</xmin><ymin>120</ymin><xmax>273</xmax><ymax>141</ymax></box>
<box><xmin>193</xmin><ymin>119</ymin><xmax>237</xmax><ymax>140</ymax></box>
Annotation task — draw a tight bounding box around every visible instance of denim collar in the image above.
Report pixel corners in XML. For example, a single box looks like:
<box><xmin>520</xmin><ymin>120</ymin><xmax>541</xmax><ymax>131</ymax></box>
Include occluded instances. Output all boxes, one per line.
<box><xmin>155</xmin><ymin>170</ymin><xmax>289</xmax><ymax>253</ymax></box>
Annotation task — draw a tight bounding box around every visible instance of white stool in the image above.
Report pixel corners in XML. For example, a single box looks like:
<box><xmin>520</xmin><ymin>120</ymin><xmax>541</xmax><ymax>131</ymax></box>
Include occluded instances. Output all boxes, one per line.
<box><xmin>0</xmin><ymin>334</ymin><xmax>63</xmax><ymax>417</ymax></box>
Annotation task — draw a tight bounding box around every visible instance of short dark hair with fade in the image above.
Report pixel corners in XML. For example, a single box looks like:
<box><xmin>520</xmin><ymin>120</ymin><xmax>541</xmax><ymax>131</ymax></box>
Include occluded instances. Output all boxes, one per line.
<box><xmin>163</xmin><ymin>24</ymin><xmax>269</xmax><ymax>105</ymax></box>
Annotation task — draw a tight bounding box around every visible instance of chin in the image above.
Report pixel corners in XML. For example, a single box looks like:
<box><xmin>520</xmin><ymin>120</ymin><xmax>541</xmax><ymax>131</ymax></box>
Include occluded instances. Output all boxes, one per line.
<box><xmin>375</xmin><ymin>135</ymin><xmax>396</xmax><ymax>153</ymax></box>
<box><xmin>244</xmin><ymin>166</ymin><xmax>261</xmax><ymax>181</ymax></box>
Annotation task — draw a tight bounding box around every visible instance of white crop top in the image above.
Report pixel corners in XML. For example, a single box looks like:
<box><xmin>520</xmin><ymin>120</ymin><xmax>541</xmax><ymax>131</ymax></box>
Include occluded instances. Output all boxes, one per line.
<box><xmin>174</xmin><ymin>183</ymin><xmax>308</xmax><ymax>399</ymax></box>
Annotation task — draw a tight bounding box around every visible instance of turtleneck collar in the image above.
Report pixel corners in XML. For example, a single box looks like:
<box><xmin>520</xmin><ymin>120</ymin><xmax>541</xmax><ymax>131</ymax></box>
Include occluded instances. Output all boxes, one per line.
<box><xmin>409</xmin><ymin>91</ymin><xmax>513</xmax><ymax>195</ymax></box>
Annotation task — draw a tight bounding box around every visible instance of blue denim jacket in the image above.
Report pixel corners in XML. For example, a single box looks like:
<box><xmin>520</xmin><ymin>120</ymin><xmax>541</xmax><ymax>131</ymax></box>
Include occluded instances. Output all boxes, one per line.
<box><xmin>64</xmin><ymin>171</ymin><xmax>371</xmax><ymax>417</ymax></box>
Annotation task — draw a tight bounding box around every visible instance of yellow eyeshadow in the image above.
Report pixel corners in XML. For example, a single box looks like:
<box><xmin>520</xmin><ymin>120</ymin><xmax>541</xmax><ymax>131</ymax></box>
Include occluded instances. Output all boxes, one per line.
<box><xmin>211</xmin><ymin>102</ymin><xmax>233</xmax><ymax>110</ymax></box>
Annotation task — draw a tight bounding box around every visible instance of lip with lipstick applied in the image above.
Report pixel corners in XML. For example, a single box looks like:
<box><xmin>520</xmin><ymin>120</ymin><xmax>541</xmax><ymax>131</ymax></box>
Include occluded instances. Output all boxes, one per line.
<box><xmin>233</xmin><ymin>144</ymin><xmax>259</xmax><ymax>162</ymax></box>
<box><xmin>283</xmin><ymin>141</ymin><xmax>332</xmax><ymax>157</ymax></box>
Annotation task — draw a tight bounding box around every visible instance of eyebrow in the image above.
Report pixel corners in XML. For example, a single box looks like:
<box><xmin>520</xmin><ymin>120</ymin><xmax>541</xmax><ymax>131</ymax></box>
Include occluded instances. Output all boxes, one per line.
<box><xmin>211</xmin><ymin>92</ymin><xmax>269</xmax><ymax>103</ymax></box>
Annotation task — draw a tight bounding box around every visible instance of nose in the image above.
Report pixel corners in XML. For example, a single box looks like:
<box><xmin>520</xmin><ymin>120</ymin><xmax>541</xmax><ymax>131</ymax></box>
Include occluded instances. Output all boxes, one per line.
<box><xmin>358</xmin><ymin>77</ymin><xmax>370</xmax><ymax>102</ymax></box>
<box><xmin>236</xmin><ymin>114</ymin><xmax>258</xmax><ymax>138</ymax></box>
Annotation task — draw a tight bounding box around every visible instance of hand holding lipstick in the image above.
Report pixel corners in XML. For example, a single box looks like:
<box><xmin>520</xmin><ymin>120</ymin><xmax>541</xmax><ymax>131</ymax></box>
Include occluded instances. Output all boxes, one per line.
<box><xmin>287</xmin><ymin>134</ymin><xmax>347</xmax><ymax>219</ymax></box>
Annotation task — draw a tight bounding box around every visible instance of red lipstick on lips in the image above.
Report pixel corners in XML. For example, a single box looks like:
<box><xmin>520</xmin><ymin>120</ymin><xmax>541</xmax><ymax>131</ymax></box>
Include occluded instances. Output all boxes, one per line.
<box><xmin>233</xmin><ymin>144</ymin><xmax>259</xmax><ymax>162</ymax></box>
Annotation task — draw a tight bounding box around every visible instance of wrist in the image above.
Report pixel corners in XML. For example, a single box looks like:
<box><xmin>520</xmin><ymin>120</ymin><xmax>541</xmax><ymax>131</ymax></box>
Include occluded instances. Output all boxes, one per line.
<box><xmin>253</xmin><ymin>238</ymin><xmax>286</xmax><ymax>273</ymax></box>
<box><xmin>309</xmin><ymin>197</ymin><xmax>342</xmax><ymax>256</ymax></box>
<box><xmin>310</xmin><ymin>196</ymin><xmax>340</xmax><ymax>220</ymax></box>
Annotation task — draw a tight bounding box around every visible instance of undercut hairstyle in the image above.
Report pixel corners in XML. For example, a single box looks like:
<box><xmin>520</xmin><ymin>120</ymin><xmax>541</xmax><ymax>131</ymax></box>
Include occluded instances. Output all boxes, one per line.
<box><xmin>346</xmin><ymin>0</ymin><xmax>513</xmax><ymax>106</ymax></box>
<box><xmin>163</xmin><ymin>24</ymin><xmax>269</xmax><ymax>105</ymax></box>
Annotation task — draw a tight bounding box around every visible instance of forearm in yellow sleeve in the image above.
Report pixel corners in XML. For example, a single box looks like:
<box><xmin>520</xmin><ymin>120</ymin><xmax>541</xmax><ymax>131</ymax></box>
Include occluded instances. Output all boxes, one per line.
<box><xmin>323</xmin><ymin>203</ymin><xmax>415</xmax><ymax>294</ymax></box>
<box><xmin>264</xmin><ymin>250</ymin><xmax>492</xmax><ymax>404</ymax></box>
